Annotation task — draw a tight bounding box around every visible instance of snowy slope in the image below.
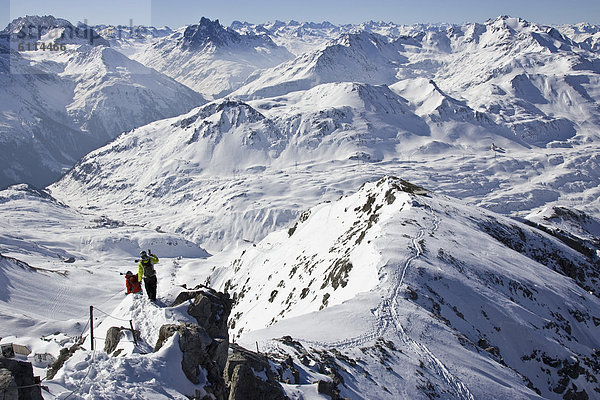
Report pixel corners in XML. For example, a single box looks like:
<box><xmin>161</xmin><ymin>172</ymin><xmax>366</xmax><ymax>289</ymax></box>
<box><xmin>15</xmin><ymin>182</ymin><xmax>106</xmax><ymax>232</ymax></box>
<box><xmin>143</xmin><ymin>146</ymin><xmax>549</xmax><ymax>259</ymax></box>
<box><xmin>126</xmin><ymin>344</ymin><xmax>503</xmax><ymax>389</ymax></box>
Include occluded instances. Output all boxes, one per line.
<box><xmin>233</xmin><ymin>17</ymin><xmax>600</xmax><ymax>147</ymax></box>
<box><xmin>229</xmin><ymin>20</ymin><xmax>449</xmax><ymax>56</ymax></box>
<box><xmin>557</xmin><ymin>23</ymin><xmax>600</xmax><ymax>52</ymax></box>
<box><xmin>200</xmin><ymin>176</ymin><xmax>600</xmax><ymax>399</ymax></box>
<box><xmin>3</xmin><ymin>15</ymin><xmax>600</xmax><ymax>399</ymax></box>
<box><xmin>50</xmin><ymin>56</ymin><xmax>600</xmax><ymax>252</ymax></box>
<box><xmin>0</xmin><ymin>16</ymin><xmax>205</xmax><ymax>189</ymax></box>
<box><xmin>0</xmin><ymin>184</ymin><xmax>208</xmax><ymax>338</ymax></box>
<box><xmin>5</xmin><ymin>176</ymin><xmax>600</xmax><ymax>399</ymax></box>
<box><xmin>50</xmin><ymin>78</ymin><xmax>549</xmax><ymax>252</ymax></box>
<box><xmin>230</xmin><ymin>20</ymin><xmax>346</xmax><ymax>56</ymax></box>
<box><xmin>232</xmin><ymin>31</ymin><xmax>409</xmax><ymax>99</ymax></box>
<box><xmin>4</xmin><ymin>15</ymin><xmax>109</xmax><ymax>48</ymax></box>
<box><xmin>96</xmin><ymin>24</ymin><xmax>173</xmax><ymax>58</ymax></box>
<box><xmin>0</xmin><ymin>182</ymin><xmax>225</xmax><ymax>399</ymax></box>
<box><xmin>431</xmin><ymin>17</ymin><xmax>600</xmax><ymax>146</ymax></box>
<box><xmin>131</xmin><ymin>17</ymin><xmax>293</xmax><ymax>98</ymax></box>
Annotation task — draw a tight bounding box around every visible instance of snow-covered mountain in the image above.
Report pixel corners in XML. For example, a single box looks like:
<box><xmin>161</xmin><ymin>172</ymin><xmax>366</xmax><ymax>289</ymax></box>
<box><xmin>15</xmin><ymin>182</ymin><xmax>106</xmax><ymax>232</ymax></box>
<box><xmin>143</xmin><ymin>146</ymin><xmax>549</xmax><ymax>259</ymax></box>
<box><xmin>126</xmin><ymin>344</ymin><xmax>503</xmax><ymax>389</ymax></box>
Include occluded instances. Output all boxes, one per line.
<box><xmin>229</xmin><ymin>19</ymin><xmax>449</xmax><ymax>56</ymax></box>
<box><xmin>4</xmin><ymin>15</ymin><xmax>109</xmax><ymax>48</ymax></box>
<box><xmin>50</xmin><ymin>77</ymin><xmax>543</xmax><ymax>252</ymax></box>
<box><xmin>0</xmin><ymin>16</ymin><xmax>205</xmax><ymax>189</ymax></box>
<box><xmin>96</xmin><ymin>24</ymin><xmax>173</xmax><ymax>57</ymax></box>
<box><xmin>3</xmin><ymin>175</ymin><xmax>599</xmax><ymax>399</ymax></box>
<box><xmin>131</xmin><ymin>17</ymin><xmax>293</xmax><ymax>98</ymax></box>
<box><xmin>2</xmin><ymin>13</ymin><xmax>600</xmax><ymax>400</ymax></box>
<box><xmin>233</xmin><ymin>17</ymin><xmax>600</xmax><ymax>148</ymax></box>
<box><xmin>48</xmin><ymin>35</ymin><xmax>600</xmax><ymax>250</ymax></box>
<box><xmin>232</xmin><ymin>31</ymin><xmax>409</xmax><ymax>99</ymax></box>
<box><xmin>230</xmin><ymin>20</ymin><xmax>347</xmax><ymax>56</ymax></box>
<box><xmin>195</xmin><ymin>176</ymin><xmax>600</xmax><ymax>399</ymax></box>
<box><xmin>557</xmin><ymin>23</ymin><xmax>600</xmax><ymax>52</ymax></box>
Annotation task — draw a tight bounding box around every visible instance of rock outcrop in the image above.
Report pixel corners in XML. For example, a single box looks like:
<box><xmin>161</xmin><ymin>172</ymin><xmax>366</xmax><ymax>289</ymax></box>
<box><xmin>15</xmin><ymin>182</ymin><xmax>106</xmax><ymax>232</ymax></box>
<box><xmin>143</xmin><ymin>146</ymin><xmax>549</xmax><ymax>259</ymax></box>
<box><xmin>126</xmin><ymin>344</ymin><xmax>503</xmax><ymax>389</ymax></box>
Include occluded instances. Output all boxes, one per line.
<box><xmin>104</xmin><ymin>326</ymin><xmax>141</xmax><ymax>356</ymax></box>
<box><xmin>156</xmin><ymin>289</ymin><xmax>233</xmax><ymax>400</ymax></box>
<box><xmin>0</xmin><ymin>368</ymin><xmax>17</xmax><ymax>400</ymax></box>
<box><xmin>224</xmin><ymin>344</ymin><xmax>287</xmax><ymax>400</ymax></box>
<box><xmin>0</xmin><ymin>357</ymin><xmax>43</xmax><ymax>400</ymax></box>
<box><xmin>171</xmin><ymin>288</ymin><xmax>232</xmax><ymax>338</ymax></box>
<box><xmin>155</xmin><ymin>322</ymin><xmax>229</xmax><ymax>399</ymax></box>
<box><xmin>157</xmin><ymin>289</ymin><xmax>290</xmax><ymax>400</ymax></box>
<box><xmin>46</xmin><ymin>343</ymin><xmax>80</xmax><ymax>380</ymax></box>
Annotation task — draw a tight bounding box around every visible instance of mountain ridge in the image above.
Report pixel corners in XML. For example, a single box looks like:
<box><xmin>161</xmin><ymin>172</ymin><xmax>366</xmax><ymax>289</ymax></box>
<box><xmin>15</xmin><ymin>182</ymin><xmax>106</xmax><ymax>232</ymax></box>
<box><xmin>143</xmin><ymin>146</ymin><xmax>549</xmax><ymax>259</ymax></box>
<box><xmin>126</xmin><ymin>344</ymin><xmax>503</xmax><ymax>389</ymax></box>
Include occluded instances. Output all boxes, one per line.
<box><xmin>203</xmin><ymin>176</ymin><xmax>600</xmax><ymax>399</ymax></box>
<box><xmin>131</xmin><ymin>17</ymin><xmax>294</xmax><ymax>98</ymax></box>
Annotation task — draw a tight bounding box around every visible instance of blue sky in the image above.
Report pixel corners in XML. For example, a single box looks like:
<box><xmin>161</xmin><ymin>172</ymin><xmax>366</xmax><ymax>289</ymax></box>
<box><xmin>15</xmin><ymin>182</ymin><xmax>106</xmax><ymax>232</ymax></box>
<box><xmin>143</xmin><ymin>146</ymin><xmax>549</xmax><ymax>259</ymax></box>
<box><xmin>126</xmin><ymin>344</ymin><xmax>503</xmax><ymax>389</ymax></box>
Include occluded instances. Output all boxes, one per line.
<box><xmin>2</xmin><ymin>0</ymin><xmax>600</xmax><ymax>28</ymax></box>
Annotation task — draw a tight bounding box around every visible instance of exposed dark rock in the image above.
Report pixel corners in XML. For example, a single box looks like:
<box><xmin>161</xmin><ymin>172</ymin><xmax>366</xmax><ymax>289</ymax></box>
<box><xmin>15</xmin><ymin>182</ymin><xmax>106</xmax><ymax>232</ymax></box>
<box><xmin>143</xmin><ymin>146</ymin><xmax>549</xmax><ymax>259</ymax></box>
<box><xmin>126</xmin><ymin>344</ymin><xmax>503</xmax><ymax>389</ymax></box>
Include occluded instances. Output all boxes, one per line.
<box><xmin>46</xmin><ymin>343</ymin><xmax>80</xmax><ymax>380</ymax></box>
<box><xmin>563</xmin><ymin>384</ymin><xmax>589</xmax><ymax>400</ymax></box>
<box><xmin>156</xmin><ymin>290</ymin><xmax>235</xmax><ymax>399</ymax></box>
<box><xmin>0</xmin><ymin>358</ymin><xmax>43</xmax><ymax>400</ymax></box>
<box><xmin>225</xmin><ymin>344</ymin><xmax>286</xmax><ymax>400</ymax></box>
<box><xmin>0</xmin><ymin>368</ymin><xmax>17</xmax><ymax>400</ymax></box>
<box><xmin>171</xmin><ymin>289</ymin><xmax>232</xmax><ymax>339</ymax></box>
<box><xmin>559</xmin><ymin>357</ymin><xmax>585</xmax><ymax>380</ymax></box>
<box><xmin>181</xmin><ymin>17</ymin><xmax>243</xmax><ymax>50</ymax></box>
<box><xmin>316</xmin><ymin>379</ymin><xmax>340</xmax><ymax>399</ymax></box>
<box><xmin>104</xmin><ymin>327</ymin><xmax>123</xmax><ymax>354</ymax></box>
<box><xmin>104</xmin><ymin>326</ymin><xmax>140</xmax><ymax>355</ymax></box>
<box><xmin>155</xmin><ymin>323</ymin><xmax>228</xmax><ymax>399</ymax></box>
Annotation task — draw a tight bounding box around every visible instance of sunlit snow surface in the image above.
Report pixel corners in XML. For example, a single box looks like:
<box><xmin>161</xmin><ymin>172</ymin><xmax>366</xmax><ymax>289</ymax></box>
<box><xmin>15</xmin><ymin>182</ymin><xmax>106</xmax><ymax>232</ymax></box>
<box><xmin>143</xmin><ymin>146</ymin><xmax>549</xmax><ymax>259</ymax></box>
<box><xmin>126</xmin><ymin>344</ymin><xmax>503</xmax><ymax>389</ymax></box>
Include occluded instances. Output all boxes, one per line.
<box><xmin>1</xmin><ymin>15</ymin><xmax>600</xmax><ymax>400</ymax></box>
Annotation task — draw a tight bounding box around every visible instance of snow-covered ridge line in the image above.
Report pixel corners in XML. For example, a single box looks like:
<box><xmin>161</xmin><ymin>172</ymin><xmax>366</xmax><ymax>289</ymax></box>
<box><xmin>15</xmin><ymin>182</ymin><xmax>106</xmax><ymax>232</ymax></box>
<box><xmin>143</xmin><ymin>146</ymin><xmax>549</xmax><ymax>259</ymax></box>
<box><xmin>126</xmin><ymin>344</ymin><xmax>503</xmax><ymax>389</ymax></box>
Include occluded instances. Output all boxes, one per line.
<box><xmin>207</xmin><ymin>175</ymin><xmax>600</xmax><ymax>399</ymax></box>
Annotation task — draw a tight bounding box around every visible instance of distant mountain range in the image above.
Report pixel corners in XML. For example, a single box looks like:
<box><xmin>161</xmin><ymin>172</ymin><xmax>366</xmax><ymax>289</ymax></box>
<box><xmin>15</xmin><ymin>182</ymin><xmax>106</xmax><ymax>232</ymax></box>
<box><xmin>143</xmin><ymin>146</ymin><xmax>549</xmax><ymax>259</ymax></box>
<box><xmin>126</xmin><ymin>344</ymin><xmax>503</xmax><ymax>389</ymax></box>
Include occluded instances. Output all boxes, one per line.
<box><xmin>0</xmin><ymin>15</ymin><xmax>205</xmax><ymax>189</ymax></box>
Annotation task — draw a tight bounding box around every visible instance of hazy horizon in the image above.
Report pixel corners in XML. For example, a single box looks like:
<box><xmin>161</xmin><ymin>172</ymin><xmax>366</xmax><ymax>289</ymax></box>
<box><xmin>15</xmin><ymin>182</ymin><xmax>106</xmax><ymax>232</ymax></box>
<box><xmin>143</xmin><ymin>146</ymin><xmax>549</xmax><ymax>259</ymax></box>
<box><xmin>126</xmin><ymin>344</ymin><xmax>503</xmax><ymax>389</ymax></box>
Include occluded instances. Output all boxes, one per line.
<box><xmin>3</xmin><ymin>0</ymin><xmax>600</xmax><ymax>30</ymax></box>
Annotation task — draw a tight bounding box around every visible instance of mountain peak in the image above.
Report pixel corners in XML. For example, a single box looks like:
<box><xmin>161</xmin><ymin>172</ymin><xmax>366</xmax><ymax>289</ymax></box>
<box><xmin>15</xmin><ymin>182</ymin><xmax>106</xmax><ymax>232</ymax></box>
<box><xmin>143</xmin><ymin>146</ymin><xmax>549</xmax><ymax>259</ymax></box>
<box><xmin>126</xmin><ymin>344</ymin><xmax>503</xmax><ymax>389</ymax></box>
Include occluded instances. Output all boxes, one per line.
<box><xmin>181</xmin><ymin>17</ymin><xmax>239</xmax><ymax>50</ymax></box>
<box><xmin>179</xmin><ymin>16</ymin><xmax>280</xmax><ymax>52</ymax></box>
<box><xmin>3</xmin><ymin>14</ymin><xmax>109</xmax><ymax>46</ymax></box>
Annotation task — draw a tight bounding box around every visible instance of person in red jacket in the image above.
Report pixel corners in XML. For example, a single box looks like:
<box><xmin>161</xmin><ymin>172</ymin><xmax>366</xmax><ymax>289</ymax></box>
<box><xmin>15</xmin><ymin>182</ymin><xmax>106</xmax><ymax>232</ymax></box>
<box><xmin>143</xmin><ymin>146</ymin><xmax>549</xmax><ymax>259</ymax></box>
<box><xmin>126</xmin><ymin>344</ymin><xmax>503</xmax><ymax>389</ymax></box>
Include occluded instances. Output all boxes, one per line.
<box><xmin>124</xmin><ymin>270</ymin><xmax>143</xmax><ymax>294</ymax></box>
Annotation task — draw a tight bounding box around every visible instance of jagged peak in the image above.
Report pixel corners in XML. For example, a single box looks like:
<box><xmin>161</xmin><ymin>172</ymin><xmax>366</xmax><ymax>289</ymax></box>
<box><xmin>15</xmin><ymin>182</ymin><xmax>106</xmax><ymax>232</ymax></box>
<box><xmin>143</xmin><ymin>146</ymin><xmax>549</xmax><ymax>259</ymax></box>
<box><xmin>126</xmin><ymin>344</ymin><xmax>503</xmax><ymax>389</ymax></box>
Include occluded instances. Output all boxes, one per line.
<box><xmin>180</xmin><ymin>17</ymin><xmax>237</xmax><ymax>49</ymax></box>
<box><xmin>486</xmin><ymin>15</ymin><xmax>531</xmax><ymax>28</ymax></box>
<box><xmin>374</xmin><ymin>175</ymin><xmax>429</xmax><ymax>195</ymax></box>
<box><xmin>3</xmin><ymin>14</ymin><xmax>72</xmax><ymax>33</ymax></box>
<box><xmin>180</xmin><ymin>16</ymin><xmax>277</xmax><ymax>50</ymax></box>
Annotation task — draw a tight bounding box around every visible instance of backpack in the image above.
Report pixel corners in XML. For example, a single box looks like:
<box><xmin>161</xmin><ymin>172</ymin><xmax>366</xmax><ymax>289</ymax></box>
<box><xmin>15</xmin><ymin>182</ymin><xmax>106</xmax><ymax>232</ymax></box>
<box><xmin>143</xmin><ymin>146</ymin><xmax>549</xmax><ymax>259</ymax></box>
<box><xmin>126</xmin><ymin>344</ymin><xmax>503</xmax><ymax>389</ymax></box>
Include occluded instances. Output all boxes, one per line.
<box><xmin>142</xmin><ymin>259</ymin><xmax>156</xmax><ymax>277</ymax></box>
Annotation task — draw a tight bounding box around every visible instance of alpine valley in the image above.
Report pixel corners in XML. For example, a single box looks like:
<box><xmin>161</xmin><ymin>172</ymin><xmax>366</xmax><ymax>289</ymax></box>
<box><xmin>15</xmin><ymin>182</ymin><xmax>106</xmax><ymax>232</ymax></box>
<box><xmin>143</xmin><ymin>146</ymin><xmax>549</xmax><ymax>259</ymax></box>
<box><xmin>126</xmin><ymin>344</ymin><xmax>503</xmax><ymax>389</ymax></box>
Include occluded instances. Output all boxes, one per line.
<box><xmin>0</xmin><ymin>14</ymin><xmax>599</xmax><ymax>400</ymax></box>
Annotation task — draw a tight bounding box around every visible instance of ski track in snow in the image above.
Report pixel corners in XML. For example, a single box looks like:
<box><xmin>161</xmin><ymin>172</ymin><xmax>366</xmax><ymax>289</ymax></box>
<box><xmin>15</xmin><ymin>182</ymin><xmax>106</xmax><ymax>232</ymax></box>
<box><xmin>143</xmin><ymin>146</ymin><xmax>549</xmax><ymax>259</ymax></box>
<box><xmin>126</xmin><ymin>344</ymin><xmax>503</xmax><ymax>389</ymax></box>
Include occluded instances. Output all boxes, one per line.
<box><xmin>390</xmin><ymin>208</ymin><xmax>474</xmax><ymax>400</ymax></box>
<box><xmin>289</xmin><ymin>205</ymin><xmax>474</xmax><ymax>399</ymax></box>
<box><xmin>47</xmin><ymin>273</ymin><xmax>72</xmax><ymax>320</ymax></box>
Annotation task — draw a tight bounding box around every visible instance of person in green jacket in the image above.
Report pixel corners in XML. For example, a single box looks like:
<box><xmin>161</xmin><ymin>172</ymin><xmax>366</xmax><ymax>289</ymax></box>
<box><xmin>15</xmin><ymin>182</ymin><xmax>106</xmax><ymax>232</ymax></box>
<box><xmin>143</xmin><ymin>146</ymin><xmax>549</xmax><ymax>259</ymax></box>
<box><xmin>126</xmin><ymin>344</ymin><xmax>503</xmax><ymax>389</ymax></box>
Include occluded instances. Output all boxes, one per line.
<box><xmin>138</xmin><ymin>250</ymin><xmax>159</xmax><ymax>301</ymax></box>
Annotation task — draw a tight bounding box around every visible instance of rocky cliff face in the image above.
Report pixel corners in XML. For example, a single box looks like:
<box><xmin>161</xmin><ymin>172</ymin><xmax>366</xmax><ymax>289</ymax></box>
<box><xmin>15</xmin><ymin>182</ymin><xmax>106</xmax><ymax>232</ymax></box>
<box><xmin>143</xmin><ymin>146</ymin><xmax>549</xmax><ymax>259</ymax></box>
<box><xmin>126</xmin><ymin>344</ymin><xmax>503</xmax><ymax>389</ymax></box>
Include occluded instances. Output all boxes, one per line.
<box><xmin>0</xmin><ymin>357</ymin><xmax>43</xmax><ymax>400</ymax></box>
<box><xmin>152</xmin><ymin>288</ymin><xmax>287</xmax><ymax>400</ymax></box>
